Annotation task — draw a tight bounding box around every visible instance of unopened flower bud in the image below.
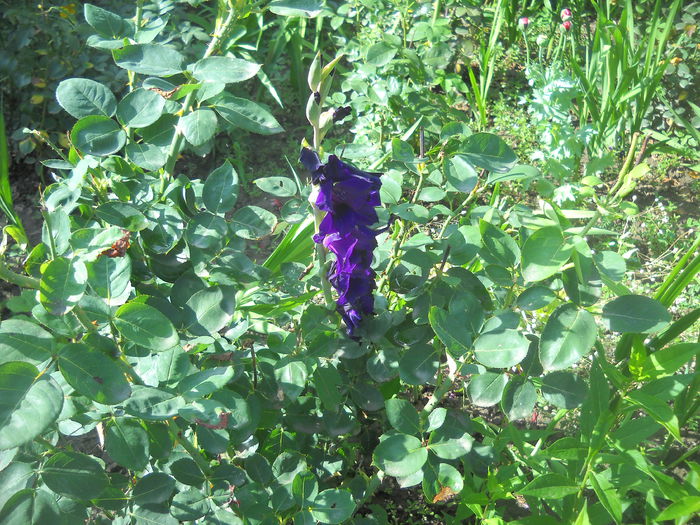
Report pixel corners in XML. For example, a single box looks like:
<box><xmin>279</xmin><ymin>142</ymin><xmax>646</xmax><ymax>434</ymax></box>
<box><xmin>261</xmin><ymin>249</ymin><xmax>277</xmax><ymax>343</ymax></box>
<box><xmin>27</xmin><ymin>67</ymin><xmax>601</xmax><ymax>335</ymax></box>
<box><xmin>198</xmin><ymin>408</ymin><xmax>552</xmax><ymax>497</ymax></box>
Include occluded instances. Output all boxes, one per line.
<box><xmin>518</xmin><ymin>17</ymin><xmax>529</xmax><ymax>30</ymax></box>
<box><xmin>536</xmin><ymin>34</ymin><xmax>548</xmax><ymax>46</ymax></box>
<box><xmin>561</xmin><ymin>8</ymin><xmax>572</xmax><ymax>21</ymax></box>
<box><xmin>562</xmin><ymin>20</ymin><xmax>572</xmax><ymax>31</ymax></box>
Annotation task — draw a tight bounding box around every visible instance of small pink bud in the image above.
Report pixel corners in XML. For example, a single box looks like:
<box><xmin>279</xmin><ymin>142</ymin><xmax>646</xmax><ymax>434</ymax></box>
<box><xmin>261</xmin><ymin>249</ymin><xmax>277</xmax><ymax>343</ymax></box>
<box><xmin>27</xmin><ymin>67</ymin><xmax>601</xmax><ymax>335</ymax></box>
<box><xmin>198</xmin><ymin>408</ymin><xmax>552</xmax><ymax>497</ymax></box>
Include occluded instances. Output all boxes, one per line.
<box><xmin>518</xmin><ymin>17</ymin><xmax>530</xmax><ymax>29</ymax></box>
<box><xmin>562</xmin><ymin>20</ymin><xmax>572</xmax><ymax>31</ymax></box>
<box><xmin>561</xmin><ymin>8</ymin><xmax>572</xmax><ymax>21</ymax></box>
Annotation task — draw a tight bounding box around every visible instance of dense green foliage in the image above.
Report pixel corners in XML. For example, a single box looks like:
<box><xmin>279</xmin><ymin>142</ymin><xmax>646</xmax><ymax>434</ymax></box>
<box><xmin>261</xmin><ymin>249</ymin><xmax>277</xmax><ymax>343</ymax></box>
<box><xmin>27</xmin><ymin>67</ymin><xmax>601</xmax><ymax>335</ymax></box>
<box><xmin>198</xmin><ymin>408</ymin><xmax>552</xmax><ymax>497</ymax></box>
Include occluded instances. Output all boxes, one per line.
<box><xmin>0</xmin><ymin>1</ymin><xmax>698</xmax><ymax>524</ymax></box>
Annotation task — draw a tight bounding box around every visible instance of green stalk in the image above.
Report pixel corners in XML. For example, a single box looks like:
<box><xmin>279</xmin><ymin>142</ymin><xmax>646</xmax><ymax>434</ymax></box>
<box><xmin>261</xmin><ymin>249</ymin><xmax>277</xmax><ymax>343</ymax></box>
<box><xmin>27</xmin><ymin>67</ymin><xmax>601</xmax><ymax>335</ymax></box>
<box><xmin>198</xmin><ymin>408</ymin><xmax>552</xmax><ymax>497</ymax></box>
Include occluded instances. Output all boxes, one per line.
<box><xmin>161</xmin><ymin>6</ymin><xmax>238</xmax><ymax>181</ymax></box>
<box><xmin>167</xmin><ymin>421</ymin><xmax>212</xmax><ymax>475</ymax></box>
<box><xmin>0</xmin><ymin>260</ymin><xmax>40</xmax><ymax>289</ymax></box>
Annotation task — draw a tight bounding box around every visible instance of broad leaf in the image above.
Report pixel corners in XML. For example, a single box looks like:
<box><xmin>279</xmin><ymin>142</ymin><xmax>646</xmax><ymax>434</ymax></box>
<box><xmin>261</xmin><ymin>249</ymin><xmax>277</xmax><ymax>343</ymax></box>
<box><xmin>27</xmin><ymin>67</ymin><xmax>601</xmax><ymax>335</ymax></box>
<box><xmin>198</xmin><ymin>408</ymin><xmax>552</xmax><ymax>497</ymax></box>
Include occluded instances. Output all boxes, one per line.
<box><xmin>56</xmin><ymin>78</ymin><xmax>117</xmax><ymax>119</ymax></box>
<box><xmin>58</xmin><ymin>343</ymin><xmax>132</xmax><ymax>404</ymax></box>
<box><xmin>0</xmin><ymin>362</ymin><xmax>63</xmax><ymax>450</ymax></box>
<box><xmin>539</xmin><ymin>304</ymin><xmax>597</xmax><ymax>371</ymax></box>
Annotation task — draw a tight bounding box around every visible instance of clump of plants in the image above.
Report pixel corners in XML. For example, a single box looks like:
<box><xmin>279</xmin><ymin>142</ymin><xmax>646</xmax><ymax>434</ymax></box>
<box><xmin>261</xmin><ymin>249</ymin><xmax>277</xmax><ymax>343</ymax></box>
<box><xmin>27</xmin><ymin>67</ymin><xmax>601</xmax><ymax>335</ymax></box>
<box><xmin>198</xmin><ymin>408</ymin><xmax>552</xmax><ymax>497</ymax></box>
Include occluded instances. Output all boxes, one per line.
<box><xmin>0</xmin><ymin>2</ymin><xmax>698</xmax><ymax>525</ymax></box>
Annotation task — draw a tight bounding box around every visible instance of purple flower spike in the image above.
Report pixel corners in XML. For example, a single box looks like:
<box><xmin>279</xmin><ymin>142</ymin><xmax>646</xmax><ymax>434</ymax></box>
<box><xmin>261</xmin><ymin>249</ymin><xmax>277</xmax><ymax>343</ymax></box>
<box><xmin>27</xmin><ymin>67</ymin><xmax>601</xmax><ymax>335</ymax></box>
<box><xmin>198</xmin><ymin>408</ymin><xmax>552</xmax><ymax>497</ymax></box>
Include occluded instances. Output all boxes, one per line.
<box><xmin>300</xmin><ymin>148</ymin><xmax>384</xmax><ymax>339</ymax></box>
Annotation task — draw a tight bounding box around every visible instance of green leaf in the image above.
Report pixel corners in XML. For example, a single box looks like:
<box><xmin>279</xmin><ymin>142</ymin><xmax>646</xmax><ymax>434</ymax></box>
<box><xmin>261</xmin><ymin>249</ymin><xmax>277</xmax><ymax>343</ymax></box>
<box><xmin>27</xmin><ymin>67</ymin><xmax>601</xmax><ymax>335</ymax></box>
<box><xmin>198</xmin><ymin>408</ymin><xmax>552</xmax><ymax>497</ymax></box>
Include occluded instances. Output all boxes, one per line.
<box><xmin>72</xmin><ymin>116</ymin><xmax>126</xmax><ymax>156</ymax></box>
<box><xmin>521</xmin><ymin>226</ymin><xmax>570</xmax><ymax>282</ymax></box>
<box><xmin>211</xmin><ymin>93</ymin><xmax>283</xmax><ymax>135</ymax></box>
<box><xmin>142</xmin><ymin>204</ymin><xmax>184</xmax><ymax>253</ymax></box>
<box><xmin>39</xmin><ymin>257</ymin><xmax>87</xmax><ymax>315</ymax></box>
<box><xmin>114</xmin><ymin>302</ymin><xmax>180</xmax><ymax>351</ymax></box>
<box><xmin>467</xmin><ymin>372</ymin><xmax>508</xmax><ymax>407</ymax></box>
<box><xmin>116</xmin><ymin>88</ymin><xmax>164</xmax><ymax>128</ymax></box>
<box><xmin>445</xmin><ymin>155</ymin><xmax>478</xmax><ymax>193</ymax></box>
<box><xmin>310</xmin><ymin>489</ymin><xmax>355</xmax><ymax>524</ymax></box>
<box><xmin>183</xmin><ymin>286</ymin><xmax>235</xmax><ymax>335</ymax></box>
<box><xmin>269</xmin><ymin>0</ymin><xmax>324</xmax><ymax>17</ymax></box>
<box><xmin>427</xmin><ymin>413</ymin><xmax>473</xmax><ymax>459</ymax></box>
<box><xmin>473</xmin><ymin>328</ymin><xmax>529</xmax><ymax>368</ymax></box>
<box><xmin>132</xmin><ymin>505</ymin><xmax>178</xmax><ymax>525</ymax></box>
<box><xmin>181</xmin><ymin>108</ymin><xmax>218</xmax><ymax>147</ymax></box>
<box><xmin>487</xmin><ymin>163</ymin><xmax>539</xmax><ymax>184</ymax></box>
<box><xmin>123</xmin><ymin>385</ymin><xmax>186</xmax><ymax>420</ymax></box>
<box><xmin>105</xmin><ymin>417</ymin><xmax>149</xmax><ymax>470</ymax></box>
<box><xmin>563</xmin><ymin>255</ymin><xmax>601</xmax><ymax>307</ymax></box>
<box><xmin>366</xmin><ymin>346</ymin><xmax>400</xmax><ymax>383</ymax></box>
<box><xmin>0</xmin><ymin>319</ymin><xmax>55</xmax><ymax>365</ymax></box>
<box><xmin>539</xmin><ymin>304</ymin><xmax>597</xmax><ymax>371</ymax></box>
<box><xmin>254</xmin><ymin>176</ymin><xmax>297</xmax><ymax>197</ymax></box>
<box><xmin>113</xmin><ymin>44</ymin><xmax>184</xmax><ymax>76</ymax></box>
<box><xmin>0</xmin><ymin>362</ymin><xmax>63</xmax><ymax>450</ymax></box>
<box><xmin>460</xmin><ymin>133</ymin><xmax>517</xmax><ymax>173</ymax></box>
<box><xmin>626</xmin><ymin>390</ymin><xmax>681</xmax><ymax>441</ymax></box>
<box><xmin>293</xmin><ymin>471</ymin><xmax>319</xmax><ymax>506</ymax></box>
<box><xmin>56</xmin><ymin>78</ymin><xmax>117</xmax><ymax>119</ymax></box>
<box><xmin>656</xmin><ymin>496</ymin><xmax>700</xmax><ymax>521</ymax></box>
<box><xmin>417</xmin><ymin>186</ymin><xmax>446</xmax><ymax>202</ymax></box>
<box><xmin>399</xmin><ymin>343</ymin><xmax>439</xmax><ymax>385</ymax></box>
<box><xmin>178</xmin><ymin>367</ymin><xmax>236</xmax><ymax>400</ymax></box>
<box><xmin>0</xmin><ymin>489</ymin><xmax>60</xmax><ymax>525</ymax></box>
<box><xmin>640</xmin><ymin>343</ymin><xmax>699</xmax><ymax>380</ymax></box>
<box><xmin>428</xmin><ymin>306</ymin><xmax>471</xmax><ymax>357</ymax></box>
<box><xmin>373</xmin><ymin>433</ymin><xmax>428</xmax><ymax>477</ymax></box>
<box><xmin>203</xmin><ymin>161</ymin><xmax>239</xmax><ymax>214</ymax></box>
<box><xmin>245</xmin><ymin>454</ymin><xmax>273</xmax><ymax>484</ymax></box>
<box><xmin>170</xmin><ymin>488</ymin><xmax>209</xmax><ymax>521</ymax></box>
<box><xmin>479</xmin><ymin>220</ymin><xmax>520</xmax><ymax>268</ymax></box>
<box><xmin>86</xmin><ymin>255</ymin><xmax>131</xmax><ymax>304</ymax></box>
<box><xmin>520</xmin><ymin>473</ymin><xmax>578</xmax><ymax>498</ymax></box>
<box><xmin>517</xmin><ymin>286</ymin><xmax>556</xmax><ymax>310</ymax></box>
<box><xmin>132</xmin><ymin>472</ymin><xmax>176</xmax><ymax>505</ymax></box>
<box><xmin>125</xmin><ymin>142</ymin><xmax>167</xmax><ymax>171</ymax></box>
<box><xmin>84</xmin><ymin>4</ymin><xmax>133</xmax><ymax>39</ymax></box>
<box><xmin>58</xmin><ymin>343</ymin><xmax>132</xmax><ymax>404</ymax></box>
<box><xmin>422</xmin><ymin>461</ymin><xmax>463</xmax><ymax>503</ymax></box>
<box><xmin>41</xmin><ymin>451</ymin><xmax>109</xmax><ymax>500</ymax></box>
<box><xmin>186</xmin><ymin>212</ymin><xmax>228</xmax><ymax>250</ymax></box>
<box><xmin>589</xmin><ymin>471</ymin><xmax>622</xmax><ymax>524</ymax></box>
<box><xmin>541</xmin><ymin>372</ymin><xmax>588</xmax><ymax>409</ymax></box>
<box><xmin>231</xmin><ymin>206</ymin><xmax>277</xmax><ymax>240</ymax></box>
<box><xmin>366</xmin><ymin>42</ymin><xmax>398</xmax><ymax>67</ymax></box>
<box><xmin>593</xmin><ymin>251</ymin><xmax>626</xmax><ymax>282</ymax></box>
<box><xmin>313</xmin><ymin>364</ymin><xmax>343</xmax><ymax>411</ymax></box>
<box><xmin>385</xmin><ymin>398</ymin><xmax>421</xmax><ymax>436</ymax></box>
<box><xmin>191</xmin><ymin>57</ymin><xmax>260</xmax><ymax>83</ymax></box>
<box><xmin>391</xmin><ymin>138</ymin><xmax>415</xmax><ymax>163</ymax></box>
<box><xmin>602</xmin><ymin>295</ymin><xmax>671</xmax><ymax>333</ymax></box>
<box><xmin>501</xmin><ymin>378</ymin><xmax>537</xmax><ymax>420</ymax></box>
<box><xmin>96</xmin><ymin>201</ymin><xmax>148</xmax><ymax>231</ymax></box>
<box><xmin>391</xmin><ymin>203</ymin><xmax>431</xmax><ymax>224</ymax></box>
<box><xmin>274</xmin><ymin>359</ymin><xmax>308</xmax><ymax>401</ymax></box>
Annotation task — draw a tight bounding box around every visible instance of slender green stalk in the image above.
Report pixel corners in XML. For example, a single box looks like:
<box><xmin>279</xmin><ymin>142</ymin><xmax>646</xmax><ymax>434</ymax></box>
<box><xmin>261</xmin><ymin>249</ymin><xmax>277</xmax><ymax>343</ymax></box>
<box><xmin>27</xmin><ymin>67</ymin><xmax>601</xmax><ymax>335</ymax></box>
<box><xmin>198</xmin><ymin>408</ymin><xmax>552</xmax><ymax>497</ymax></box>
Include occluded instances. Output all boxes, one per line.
<box><xmin>167</xmin><ymin>421</ymin><xmax>212</xmax><ymax>474</ymax></box>
<box><xmin>162</xmin><ymin>6</ymin><xmax>238</xmax><ymax>181</ymax></box>
<box><xmin>0</xmin><ymin>260</ymin><xmax>40</xmax><ymax>289</ymax></box>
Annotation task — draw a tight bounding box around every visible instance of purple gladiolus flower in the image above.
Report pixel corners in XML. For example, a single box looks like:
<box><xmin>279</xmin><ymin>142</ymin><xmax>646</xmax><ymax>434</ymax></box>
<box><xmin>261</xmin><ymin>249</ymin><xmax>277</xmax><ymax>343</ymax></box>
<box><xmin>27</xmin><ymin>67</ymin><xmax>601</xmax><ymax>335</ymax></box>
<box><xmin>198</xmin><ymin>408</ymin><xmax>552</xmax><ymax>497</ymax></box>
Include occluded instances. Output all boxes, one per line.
<box><xmin>300</xmin><ymin>148</ymin><xmax>383</xmax><ymax>339</ymax></box>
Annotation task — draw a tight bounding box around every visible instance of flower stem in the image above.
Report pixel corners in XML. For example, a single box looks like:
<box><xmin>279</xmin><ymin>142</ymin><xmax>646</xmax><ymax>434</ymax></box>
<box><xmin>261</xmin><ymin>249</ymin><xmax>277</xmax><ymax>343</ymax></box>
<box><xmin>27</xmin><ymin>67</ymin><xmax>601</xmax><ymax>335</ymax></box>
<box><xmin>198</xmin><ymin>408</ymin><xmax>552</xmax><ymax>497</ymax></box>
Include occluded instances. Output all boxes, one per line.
<box><xmin>313</xmin><ymin>205</ymin><xmax>335</xmax><ymax>309</ymax></box>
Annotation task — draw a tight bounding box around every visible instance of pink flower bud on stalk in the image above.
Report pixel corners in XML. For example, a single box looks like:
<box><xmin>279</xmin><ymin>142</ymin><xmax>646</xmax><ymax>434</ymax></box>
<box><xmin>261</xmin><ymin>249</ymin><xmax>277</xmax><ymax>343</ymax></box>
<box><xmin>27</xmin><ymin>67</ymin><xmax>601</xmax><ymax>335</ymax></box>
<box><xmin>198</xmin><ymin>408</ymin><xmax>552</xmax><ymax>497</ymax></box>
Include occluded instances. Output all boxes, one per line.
<box><xmin>562</xmin><ymin>20</ymin><xmax>572</xmax><ymax>31</ymax></box>
<box><xmin>518</xmin><ymin>16</ymin><xmax>530</xmax><ymax>30</ymax></box>
<box><xmin>561</xmin><ymin>8</ymin><xmax>572</xmax><ymax>21</ymax></box>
